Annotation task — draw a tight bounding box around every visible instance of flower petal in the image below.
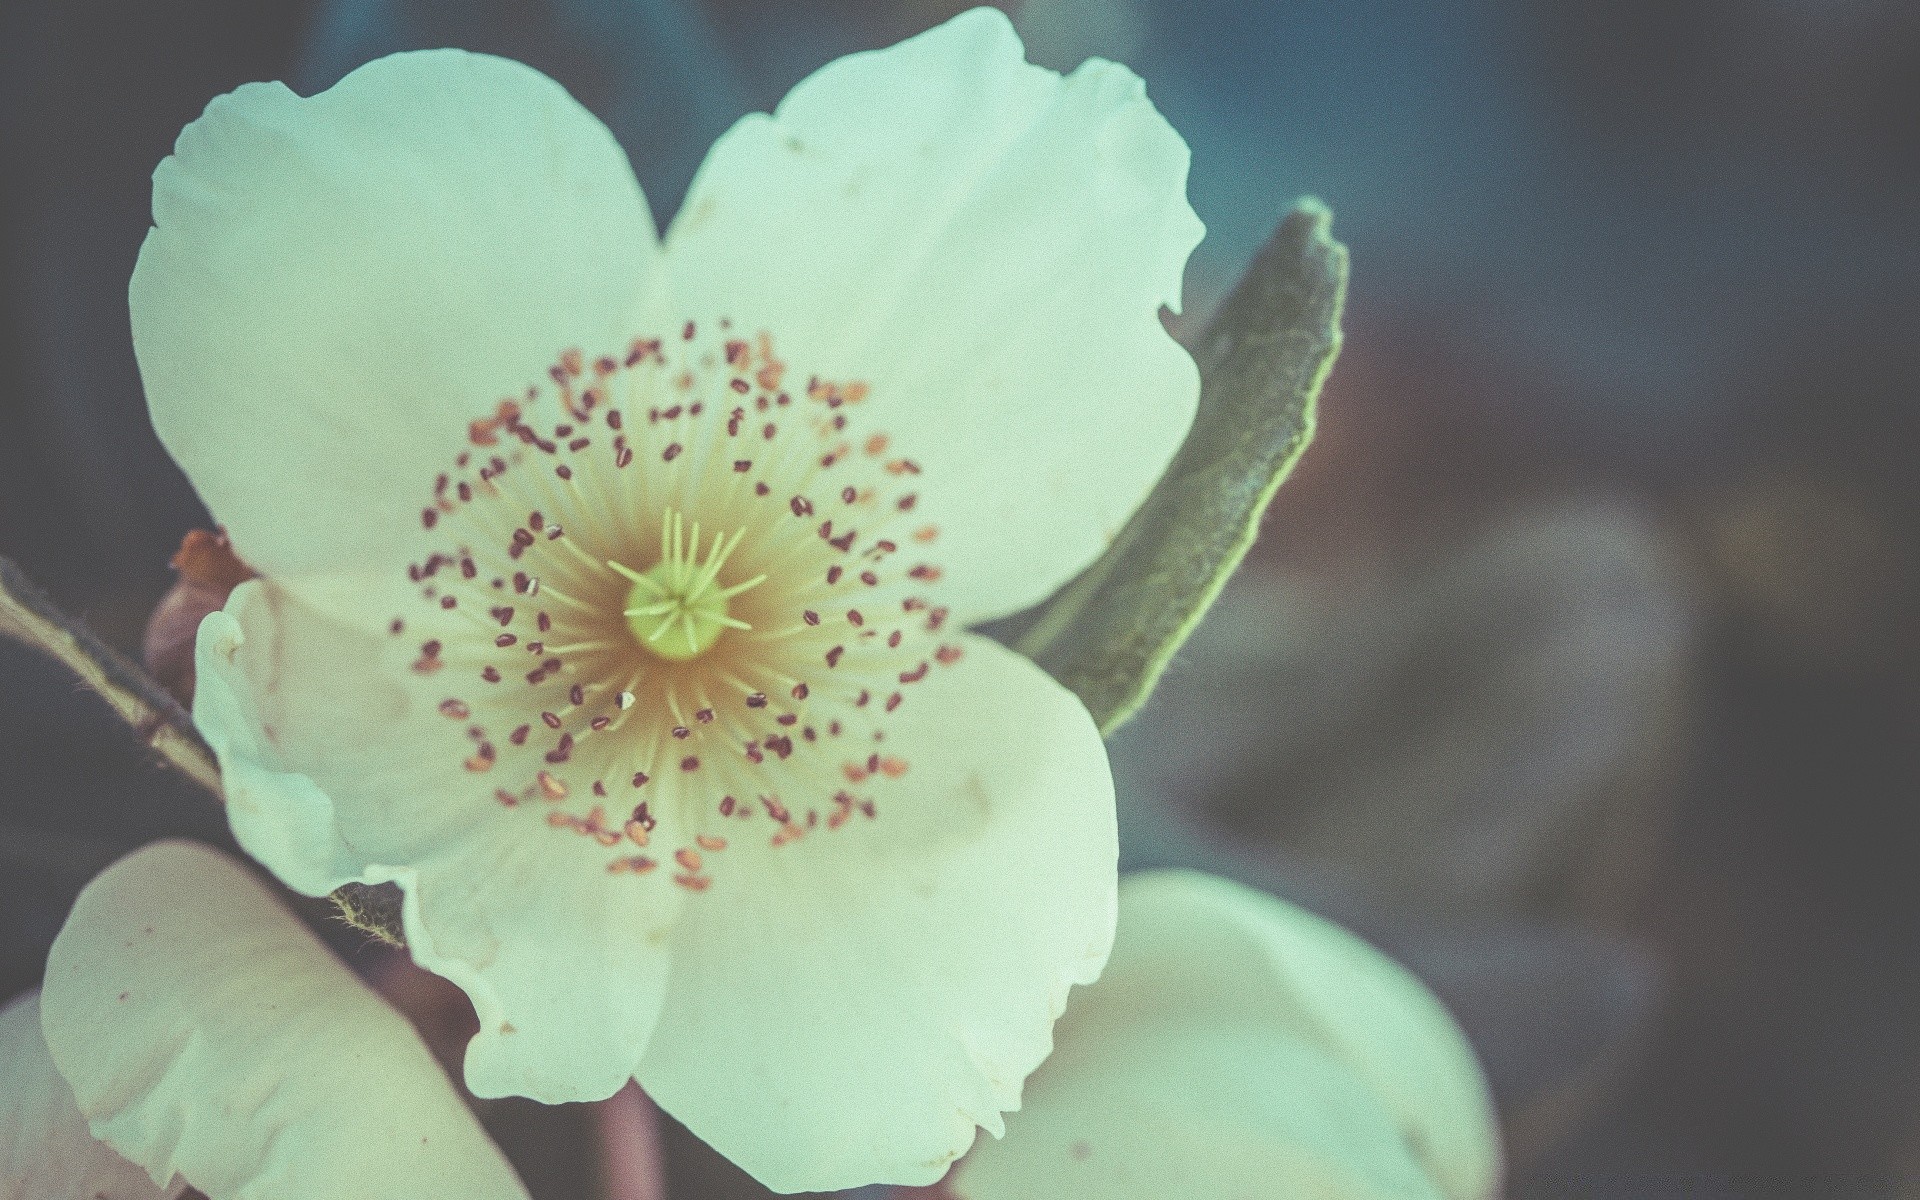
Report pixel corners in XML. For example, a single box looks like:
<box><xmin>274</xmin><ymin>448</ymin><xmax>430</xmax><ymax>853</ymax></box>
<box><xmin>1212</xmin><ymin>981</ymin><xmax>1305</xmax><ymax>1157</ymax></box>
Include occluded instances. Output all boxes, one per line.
<box><xmin>953</xmin><ymin>1018</ymin><xmax>1445</xmax><ymax>1200</ymax></box>
<box><xmin>635</xmin><ymin>635</ymin><xmax>1117</xmax><ymax>1193</ymax></box>
<box><xmin>389</xmin><ymin>814</ymin><xmax>681</xmax><ymax>1105</ymax></box>
<box><xmin>194</xmin><ymin>581</ymin><xmax>683</xmax><ymax>1104</ymax></box>
<box><xmin>666</xmin><ymin>7</ymin><xmax>1202</xmax><ymax>624</ymax></box>
<box><xmin>194</xmin><ymin>581</ymin><xmax>474</xmax><ymax>894</ymax></box>
<box><xmin>0</xmin><ymin>992</ymin><xmax>179</xmax><ymax>1200</ymax></box>
<box><xmin>135</xmin><ymin>49</ymin><xmax>661</xmax><ymax>631</ymax></box>
<box><xmin>950</xmin><ymin>871</ymin><xmax>1503</xmax><ymax>1200</ymax></box>
<box><xmin>38</xmin><ymin>840</ymin><xmax>530</xmax><ymax>1200</ymax></box>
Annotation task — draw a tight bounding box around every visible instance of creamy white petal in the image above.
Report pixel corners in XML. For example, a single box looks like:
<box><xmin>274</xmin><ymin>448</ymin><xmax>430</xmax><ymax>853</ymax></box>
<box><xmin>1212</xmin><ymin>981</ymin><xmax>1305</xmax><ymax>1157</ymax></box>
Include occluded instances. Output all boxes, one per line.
<box><xmin>194</xmin><ymin>581</ymin><xmax>481</xmax><ymax>895</ymax></box>
<box><xmin>38</xmin><ymin>840</ymin><xmax>529</xmax><ymax>1200</ymax></box>
<box><xmin>194</xmin><ymin>582</ymin><xmax>683</xmax><ymax>1104</ymax></box>
<box><xmin>136</xmin><ymin>49</ymin><xmax>661</xmax><ymax>631</ymax></box>
<box><xmin>387</xmin><ymin>815</ymin><xmax>681</xmax><ymax>1105</ymax></box>
<box><xmin>667</xmin><ymin>7</ymin><xmax>1202</xmax><ymax>624</ymax></box>
<box><xmin>635</xmin><ymin>636</ymin><xmax>1117</xmax><ymax>1193</ymax></box>
<box><xmin>0</xmin><ymin>992</ymin><xmax>180</xmax><ymax>1200</ymax></box>
<box><xmin>950</xmin><ymin>871</ymin><xmax>1503</xmax><ymax>1200</ymax></box>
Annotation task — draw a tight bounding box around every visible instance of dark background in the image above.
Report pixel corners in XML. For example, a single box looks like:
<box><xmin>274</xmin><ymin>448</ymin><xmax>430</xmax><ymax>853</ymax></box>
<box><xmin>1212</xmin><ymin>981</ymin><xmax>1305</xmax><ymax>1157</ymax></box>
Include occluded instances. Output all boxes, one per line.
<box><xmin>3</xmin><ymin>1</ymin><xmax>1918</xmax><ymax>1196</ymax></box>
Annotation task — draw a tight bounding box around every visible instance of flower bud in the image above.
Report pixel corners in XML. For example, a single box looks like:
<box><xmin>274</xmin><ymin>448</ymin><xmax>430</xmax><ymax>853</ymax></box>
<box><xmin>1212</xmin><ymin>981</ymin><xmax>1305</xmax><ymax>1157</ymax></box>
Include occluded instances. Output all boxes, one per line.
<box><xmin>142</xmin><ymin>529</ymin><xmax>254</xmax><ymax>704</ymax></box>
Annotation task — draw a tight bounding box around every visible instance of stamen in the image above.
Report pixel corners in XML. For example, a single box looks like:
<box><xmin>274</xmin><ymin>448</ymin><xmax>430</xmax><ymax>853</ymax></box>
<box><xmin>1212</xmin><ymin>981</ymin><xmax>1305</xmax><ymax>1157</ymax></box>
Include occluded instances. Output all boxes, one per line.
<box><xmin>616</xmin><ymin>507</ymin><xmax>766</xmax><ymax>662</ymax></box>
<box><xmin>402</xmin><ymin>322</ymin><xmax>951</xmax><ymax>888</ymax></box>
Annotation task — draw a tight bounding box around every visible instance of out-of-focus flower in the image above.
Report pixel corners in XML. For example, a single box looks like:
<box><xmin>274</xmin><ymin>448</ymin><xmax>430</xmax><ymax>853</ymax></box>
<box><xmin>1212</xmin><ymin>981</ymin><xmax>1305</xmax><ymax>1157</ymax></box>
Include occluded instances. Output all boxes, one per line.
<box><xmin>2</xmin><ymin>840</ymin><xmax>527</xmax><ymax>1200</ymax></box>
<box><xmin>946</xmin><ymin>870</ymin><xmax>1503</xmax><ymax>1200</ymax></box>
<box><xmin>138</xmin><ymin>7</ymin><xmax>1201</xmax><ymax>1190</ymax></box>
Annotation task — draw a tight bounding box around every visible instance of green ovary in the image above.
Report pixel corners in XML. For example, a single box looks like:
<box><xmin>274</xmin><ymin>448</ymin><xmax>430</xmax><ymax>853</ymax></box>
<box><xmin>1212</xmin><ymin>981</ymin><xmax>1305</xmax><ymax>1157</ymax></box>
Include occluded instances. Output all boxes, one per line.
<box><xmin>614</xmin><ymin>510</ymin><xmax>765</xmax><ymax>662</ymax></box>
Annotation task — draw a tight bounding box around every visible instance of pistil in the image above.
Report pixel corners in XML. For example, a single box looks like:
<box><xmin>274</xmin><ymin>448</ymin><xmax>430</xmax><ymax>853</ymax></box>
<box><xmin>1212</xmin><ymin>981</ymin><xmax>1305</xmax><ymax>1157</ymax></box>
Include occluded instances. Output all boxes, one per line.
<box><xmin>612</xmin><ymin>509</ymin><xmax>764</xmax><ymax>661</ymax></box>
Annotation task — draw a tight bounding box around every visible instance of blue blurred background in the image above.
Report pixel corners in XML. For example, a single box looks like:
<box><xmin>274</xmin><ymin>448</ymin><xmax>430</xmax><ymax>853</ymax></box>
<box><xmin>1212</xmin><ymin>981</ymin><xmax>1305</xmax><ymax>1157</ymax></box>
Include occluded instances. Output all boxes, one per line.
<box><xmin>4</xmin><ymin>1</ymin><xmax>1918</xmax><ymax>1196</ymax></box>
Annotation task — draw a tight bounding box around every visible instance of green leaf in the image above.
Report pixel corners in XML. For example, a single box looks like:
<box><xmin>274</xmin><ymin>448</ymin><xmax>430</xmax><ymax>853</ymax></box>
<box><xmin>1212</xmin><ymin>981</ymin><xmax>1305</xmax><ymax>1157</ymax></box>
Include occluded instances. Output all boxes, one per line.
<box><xmin>1018</xmin><ymin>199</ymin><xmax>1347</xmax><ymax>735</ymax></box>
<box><xmin>0</xmin><ymin>555</ymin><xmax>222</xmax><ymax>795</ymax></box>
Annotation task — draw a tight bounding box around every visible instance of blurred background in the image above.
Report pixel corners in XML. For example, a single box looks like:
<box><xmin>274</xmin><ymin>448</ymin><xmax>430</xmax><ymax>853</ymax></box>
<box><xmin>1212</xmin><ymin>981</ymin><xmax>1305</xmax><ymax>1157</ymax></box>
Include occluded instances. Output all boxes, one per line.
<box><xmin>2</xmin><ymin>0</ymin><xmax>1917</xmax><ymax>1196</ymax></box>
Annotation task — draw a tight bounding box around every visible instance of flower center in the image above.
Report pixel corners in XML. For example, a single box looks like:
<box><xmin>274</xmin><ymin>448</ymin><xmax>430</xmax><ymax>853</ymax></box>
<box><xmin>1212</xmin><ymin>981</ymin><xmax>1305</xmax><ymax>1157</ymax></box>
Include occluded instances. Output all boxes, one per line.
<box><xmin>393</xmin><ymin>321</ymin><xmax>963</xmax><ymax>893</ymax></box>
<box><xmin>614</xmin><ymin>511</ymin><xmax>763</xmax><ymax>662</ymax></box>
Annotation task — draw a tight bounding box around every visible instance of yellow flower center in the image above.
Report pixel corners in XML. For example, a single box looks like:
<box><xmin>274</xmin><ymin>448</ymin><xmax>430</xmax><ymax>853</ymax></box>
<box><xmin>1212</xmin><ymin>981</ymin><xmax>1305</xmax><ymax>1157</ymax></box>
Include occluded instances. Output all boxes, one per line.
<box><xmin>397</xmin><ymin>322</ymin><xmax>962</xmax><ymax>892</ymax></box>
<box><xmin>614</xmin><ymin>511</ymin><xmax>764</xmax><ymax>662</ymax></box>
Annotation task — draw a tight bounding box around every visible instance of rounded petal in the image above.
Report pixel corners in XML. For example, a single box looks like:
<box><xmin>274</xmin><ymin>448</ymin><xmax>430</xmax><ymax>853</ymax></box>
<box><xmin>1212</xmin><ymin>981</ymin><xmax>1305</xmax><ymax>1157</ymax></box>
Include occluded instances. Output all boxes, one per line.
<box><xmin>635</xmin><ymin>635</ymin><xmax>1117</xmax><ymax>1193</ymax></box>
<box><xmin>136</xmin><ymin>49</ymin><xmax>660</xmax><ymax>631</ymax></box>
<box><xmin>666</xmin><ymin>7</ymin><xmax>1202</xmax><ymax>624</ymax></box>
<box><xmin>39</xmin><ymin>840</ymin><xmax>529</xmax><ymax>1200</ymax></box>
<box><xmin>193</xmin><ymin>582</ymin><xmax>682</xmax><ymax>1104</ymax></box>
<box><xmin>0</xmin><ymin>992</ymin><xmax>179</xmax><ymax>1200</ymax></box>
<box><xmin>951</xmin><ymin>871</ymin><xmax>1503</xmax><ymax>1200</ymax></box>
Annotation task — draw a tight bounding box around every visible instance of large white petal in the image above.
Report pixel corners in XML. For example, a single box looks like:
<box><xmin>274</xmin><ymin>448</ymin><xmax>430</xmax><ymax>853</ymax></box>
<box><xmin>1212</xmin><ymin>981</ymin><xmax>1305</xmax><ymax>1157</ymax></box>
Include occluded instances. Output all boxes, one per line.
<box><xmin>666</xmin><ymin>7</ymin><xmax>1202</xmax><ymax>624</ymax></box>
<box><xmin>635</xmin><ymin>635</ymin><xmax>1116</xmax><ymax>1193</ymax></box>
<box><xmin>0</xmin><ymin>992</ymin><xmax>179</xmax><ymax>1200</ymax></box>
<box><xmin>950</xmin><ymin>871</ymin><xmax>1503</xmax><ymax>1200</ymax></box>
<box><xmin>136</xmin><ymin>49</ymin><xmax>661</xmax><ymax>631</ymax></box>
<box><xmin>38</xmin><ymin>841</ymin><xmax>529</xmax><ymax>1200</ymax></box>
<box><xmin>193</xmin><ymin>582</ymin><xmax>683</xmax><ymax>1104</ymax></box>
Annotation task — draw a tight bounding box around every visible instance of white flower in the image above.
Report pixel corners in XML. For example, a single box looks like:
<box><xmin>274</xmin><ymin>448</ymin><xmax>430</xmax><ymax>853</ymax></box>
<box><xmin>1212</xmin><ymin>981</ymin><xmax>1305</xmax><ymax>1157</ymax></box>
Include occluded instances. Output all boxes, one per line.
<box><xmin>2</xmin><ymin>841</ymin><xmax>528</xmax><ymax>1200</ymax></box>
<box><xmin>948</xmin><ymin>871</ymin><xmax>1504</xmax><ymax>1200</ymax></box>
<box><xmin>137</xmin><ymin>7</ymin><xmax>1201</xmax><ymax>1191</ymax></box>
